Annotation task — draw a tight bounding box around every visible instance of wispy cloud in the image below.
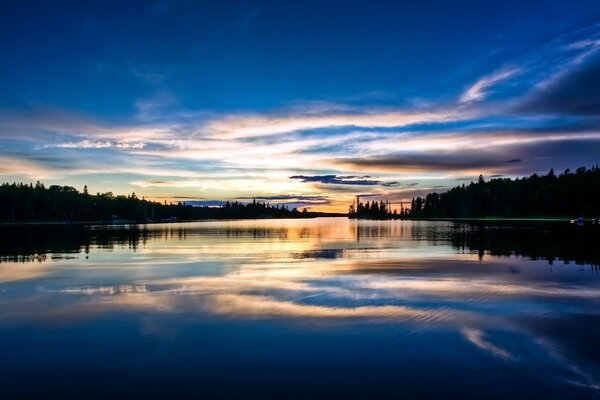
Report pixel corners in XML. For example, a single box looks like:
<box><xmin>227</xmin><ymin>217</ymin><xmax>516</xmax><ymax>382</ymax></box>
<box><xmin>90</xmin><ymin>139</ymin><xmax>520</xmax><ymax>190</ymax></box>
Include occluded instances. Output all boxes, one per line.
<box><xmin>290</xmin><ymin>174</ymin><xmax>400</xmax><ymax>187</ymax></box>
<box><xmin>334</xmin><ymin>153</ymin><xmax>523</xmax><ymax>174</ymax></box>
<box><xmin>237</xmin><ymin>194</ymin><xmax>330</xmax><ymax>202</ymax></box>
<box><xmin>3</xmin><ymin>23</ymin><xmax>600</xmax><ymax>211</ymax></box>
<box><xmin>460</xmin><ymin>67</ymin><xmax>519</xmax><ymax>103</ymax></box>
<box><xmin>203</xmin><ymin>107</ymin><xmax>471</xmax><ymax>139</ymax></box>
<box><xmin>45</xmin><ymin>140</ymin><xmax>146</xmax><ymax>149</ymax></box>
<box><xmin>516</xmin><ymin>52</ymin><xmax>600</xmax><ymax>115</ymax></box>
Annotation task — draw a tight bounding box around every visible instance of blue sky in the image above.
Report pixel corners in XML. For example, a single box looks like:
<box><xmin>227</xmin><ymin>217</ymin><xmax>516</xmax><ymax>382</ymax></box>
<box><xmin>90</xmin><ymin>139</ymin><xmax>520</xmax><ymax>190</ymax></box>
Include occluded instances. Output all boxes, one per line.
<box><xmin>2</xmin><ymin>1</ymin><xmax>600</xmax><ymax>211</ymax></box>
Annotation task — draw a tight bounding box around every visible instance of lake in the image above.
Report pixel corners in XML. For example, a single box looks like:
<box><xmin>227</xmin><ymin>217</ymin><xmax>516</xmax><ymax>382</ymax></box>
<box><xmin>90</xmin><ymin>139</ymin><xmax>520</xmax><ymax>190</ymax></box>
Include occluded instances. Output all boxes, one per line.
<box><xmin>0</xmin><ymin>218</ymin><xmax>599</xmax><ymax>399</ymax></box>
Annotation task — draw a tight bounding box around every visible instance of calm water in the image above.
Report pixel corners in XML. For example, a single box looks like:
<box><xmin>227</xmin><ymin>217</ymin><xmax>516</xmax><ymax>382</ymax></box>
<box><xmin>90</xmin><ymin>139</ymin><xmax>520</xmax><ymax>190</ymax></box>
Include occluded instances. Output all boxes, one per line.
<box><xmin>1</xmin><ymin>218</ymin><xmax>599</xmax><ymax>399</ymax></box>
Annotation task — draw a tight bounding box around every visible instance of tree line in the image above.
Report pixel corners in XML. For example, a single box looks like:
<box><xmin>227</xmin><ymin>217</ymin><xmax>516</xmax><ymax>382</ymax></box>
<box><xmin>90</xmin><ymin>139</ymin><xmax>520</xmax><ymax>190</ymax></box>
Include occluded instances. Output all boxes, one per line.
<box><xmin>0</xmin><ymin>182</ymin><xmax>309</xmax><ymax>223</ymax></box>
<box><xmin>349</xmin><ymin>199</ymin><xmax>399</xmax><ymax>219</ymax></box>
<box><xmin>408</xmin><ymin>166</ymin><xmax>600</xmax><ymax>218</ymax></box>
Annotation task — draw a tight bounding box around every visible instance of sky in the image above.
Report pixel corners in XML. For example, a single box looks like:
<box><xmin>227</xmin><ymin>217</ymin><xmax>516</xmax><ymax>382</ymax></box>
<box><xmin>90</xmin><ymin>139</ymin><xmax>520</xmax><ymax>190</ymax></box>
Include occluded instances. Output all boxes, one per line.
<box><xmin>1</xmin><ymin>0</ymin><xmax>600</xmax><ymax>212</ymax></box>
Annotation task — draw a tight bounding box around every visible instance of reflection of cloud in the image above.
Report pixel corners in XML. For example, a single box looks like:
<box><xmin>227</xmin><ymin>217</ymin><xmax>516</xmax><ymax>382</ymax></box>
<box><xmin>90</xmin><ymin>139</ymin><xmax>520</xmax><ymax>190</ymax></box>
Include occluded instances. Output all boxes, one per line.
<box><xmin>209</xmin><ymin>293</ymin><xmax>449</xmax><ymax>321</ymax></box>
<box><xmin>35</xmin><ymin>258</ymin><xmax>600</xmax><ymax>325</ymax></box>
<box><xmin>0</xmin><ymin>261</ymin><xmax>50</xmax><ymax>282</ymax></box>
<box><xmin>534</xmin><ymin>337</ymin><xmax>600</xmax><ymax>390</ymax></box>
<box><xmin>462</xmin><ymin>328</ymin><xmax>513</xmax><ymax>360</ymax></box>
<box><xmin>362</xmin><ymin>278</ymin><xmax>600</xmax><ymax>300</ymax></box>
<box><xmin>0</xmin><ymin>217</ymin><xmax>598</xmax><ymax>396</ymax></box>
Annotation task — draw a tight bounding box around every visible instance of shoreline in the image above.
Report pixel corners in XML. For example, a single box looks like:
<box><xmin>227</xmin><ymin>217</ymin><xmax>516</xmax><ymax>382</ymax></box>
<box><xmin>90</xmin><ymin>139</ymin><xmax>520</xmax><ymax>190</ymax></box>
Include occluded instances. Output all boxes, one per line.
<box><xmin>406</xmin><ymin>217</ymin><xmax>573</xmax><ymax>222</ymax></box>
<box><xmin>2</xmin><ymin>215</ymin><xmax>596</xmax><ymax>226</ymax></box>
<box><xmin>0</xmin><ymin>214</ymin><xmax>348</xmax><ymax>227</ymax></box>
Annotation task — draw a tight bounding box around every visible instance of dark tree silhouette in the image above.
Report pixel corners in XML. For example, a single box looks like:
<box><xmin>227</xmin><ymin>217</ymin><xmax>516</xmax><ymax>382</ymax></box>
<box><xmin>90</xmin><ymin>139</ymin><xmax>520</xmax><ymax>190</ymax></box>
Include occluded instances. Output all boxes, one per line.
<box><xmin>0</xmin><ymin>184</ymin><xmax>308</xmax><ymax>223</ymax></box>
<box><xmin>406</xmin><ymin>165</ymin><xmax>600</xmax><ymax>218</ymax></box>
<box><xmin>349</xmin><ymin>198</ymin><xmax>398</xmax><ymax>219</ymax></box>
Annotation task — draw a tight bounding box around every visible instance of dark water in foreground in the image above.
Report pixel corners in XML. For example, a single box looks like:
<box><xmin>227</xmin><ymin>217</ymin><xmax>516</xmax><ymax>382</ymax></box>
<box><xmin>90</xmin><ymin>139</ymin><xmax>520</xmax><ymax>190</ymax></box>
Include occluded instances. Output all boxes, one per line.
<box><xmin>0</xmin><ymin>218</ymin><xmax>599</xmax><ymax>399</ymax></box>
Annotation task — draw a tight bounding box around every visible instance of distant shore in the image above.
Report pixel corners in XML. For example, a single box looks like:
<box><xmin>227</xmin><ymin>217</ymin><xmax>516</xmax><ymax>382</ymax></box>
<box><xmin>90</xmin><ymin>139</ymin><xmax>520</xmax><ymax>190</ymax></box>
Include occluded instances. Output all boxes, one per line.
<box><xmin>0</xmin><ymin>213</ymin><xmax>348</xmax><ymax>226</ymax></box>
<box><xmin>352</xmin><ymin>216</ymin><xmax>597</xmax><ymax>223</ymax></box>
<box><xmin>406</xmin><ymin>217</ymin><xmax>574</xmax><ymax>222</ymax></box>
<box><xmin>3</xmin><ymin>215</ymin><xmax>595</xmax><ymax>227</ymax></box>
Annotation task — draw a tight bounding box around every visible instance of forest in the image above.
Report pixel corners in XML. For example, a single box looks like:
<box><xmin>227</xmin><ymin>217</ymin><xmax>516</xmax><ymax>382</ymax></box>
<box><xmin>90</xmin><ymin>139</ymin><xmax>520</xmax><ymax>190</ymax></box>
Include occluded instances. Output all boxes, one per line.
<box><xmin>348</xmin><ymin>199</ymin><xmax>399</xmax><ymax>219</ymax></box>
<box><xmin>0</xmin><ymin>182</ymin><xmax>309</xmax><ymax>223</ymax></box>
<box><xmin>407</xmin><ymin>166</ymin><xmax>600</xmax><ymax>218</ymax></box>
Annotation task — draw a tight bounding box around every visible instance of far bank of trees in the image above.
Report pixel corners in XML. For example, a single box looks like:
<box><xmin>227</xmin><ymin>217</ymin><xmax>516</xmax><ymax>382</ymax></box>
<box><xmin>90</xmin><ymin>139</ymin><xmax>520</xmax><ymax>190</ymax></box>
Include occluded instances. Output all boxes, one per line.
<box><xmin>408</xmin><ymin>166</ymin><xmax>600</xmax><ymax>218</ymax></box>
<box><xmin>349</xmin><ymin>199</ymin><xmax>399</xmax><ymax>219</ymax></box>
<box><xmin>0</xmin><ymin>182</ymin><xmax>309</xmax><ymax>223</ymax></box>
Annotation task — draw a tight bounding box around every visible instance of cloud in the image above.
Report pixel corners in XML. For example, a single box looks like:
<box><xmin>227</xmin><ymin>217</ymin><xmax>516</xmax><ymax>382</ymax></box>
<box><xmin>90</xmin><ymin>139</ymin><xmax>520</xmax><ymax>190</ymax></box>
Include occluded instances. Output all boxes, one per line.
<box><xmin>134</xmin><ymin>90</ymin><xmax>179</xmax><ymax>121</ymax></box>
<box><xmin>203</xmin><ymin>107</ymin><xmax>471</xmax><ymax>139</ymax></box>
<box><xmin>334</xmin><ymin>153</ymin><xmax>524</xmax><ymax>174</ymax></box>
<box><xmin>460</xmin><ymin>68</ymin><xmax>519</xmax><ymax>103</ymax></box>
<box><xmin>178</xmin><ymin>200</ymin><xmax>225</xmax><ymax>207</ymax></box>
<box><xmin>290</xmin><ymin>174</ymin><xmax>379</xmax><ymax>185</ymax></box>
<box><xmin>516</xmin><ymin>53</ymin><xmax>600</xmax><ymax>115</ymax></box>
<box><xmin>45</xmin><ymin>140</ymin><xmax>146</xmax><ymax>149</ymax></box>
<box><xmin>3</xmin><ymin>22</ymin><xmax>600</xmax><ymax>215</ymax></box>
<box><xmin>237</xmin><ymin>194</ymin><xmax>330</xmax><ymax>202</ymax></box>
<box><xmin>290</xmin><ymin>174</ymin><xmax>401</xmax><ymax>187</ymax></box>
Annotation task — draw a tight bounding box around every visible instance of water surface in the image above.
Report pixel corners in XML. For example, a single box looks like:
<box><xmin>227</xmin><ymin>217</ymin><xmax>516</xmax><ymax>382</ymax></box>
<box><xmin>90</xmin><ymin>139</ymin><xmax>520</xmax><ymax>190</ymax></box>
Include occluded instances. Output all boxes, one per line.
<box><xmin>1</xmin><ymin>218</ymin><xmax>599</xmax><ymax>399</ymax></box>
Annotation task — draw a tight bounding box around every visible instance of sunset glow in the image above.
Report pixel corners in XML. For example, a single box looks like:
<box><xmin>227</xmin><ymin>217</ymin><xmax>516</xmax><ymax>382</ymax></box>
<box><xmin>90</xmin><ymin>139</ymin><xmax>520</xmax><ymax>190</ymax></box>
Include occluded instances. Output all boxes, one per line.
<box><xmin>2</xmin><ymin>3</ymin><xmax>600</xmax><ymax>212</ymax></box>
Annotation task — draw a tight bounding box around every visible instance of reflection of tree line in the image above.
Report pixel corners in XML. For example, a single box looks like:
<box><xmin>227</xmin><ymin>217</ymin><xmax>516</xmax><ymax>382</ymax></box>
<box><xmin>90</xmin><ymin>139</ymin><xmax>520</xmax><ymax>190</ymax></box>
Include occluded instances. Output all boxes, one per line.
<box><xmin>351</xmin><ymin>222</ymin><xmax>600</xmax><ymax>267</ymax></box>
<box><xmin>1</xmin><ymin>222</ymin><xmax>599</xmax><ymax>268</ymax></box>
<box><xmin>446</xmin><ymin>222</ymin><xmax>600</xmax><ymax>267</ymax></box>
<box><xmin>352</xmin><ymin>222</ymin><xmax>428</xmax><ymax>241</ymax></box>
<box><xmin>0</xmin><ymin>225</ymin><xmax>298</xmax><ymax>262</ymax></box>
<box><xmin>354</xmin><ymin>224</ymin><xmax>393</xmax><ymax>240</ymax></box>
<box><xmin>0</xmin><ymin>226</ymin><xmax>149</xmax><ymax>263</ymax></box>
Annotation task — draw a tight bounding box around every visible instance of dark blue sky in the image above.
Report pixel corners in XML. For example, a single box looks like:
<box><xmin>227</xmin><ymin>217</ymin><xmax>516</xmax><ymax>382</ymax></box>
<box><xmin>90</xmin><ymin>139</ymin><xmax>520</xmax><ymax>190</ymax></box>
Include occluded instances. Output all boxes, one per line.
<box><xmin>1</xmin><ymin>1</ymin><xmax>600</xmax><ymax>210</ymax></box>
<box><xmin>3</xmin><ymin>0</ymin><xmax>598</xmax><ymax>114</ymax></box>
